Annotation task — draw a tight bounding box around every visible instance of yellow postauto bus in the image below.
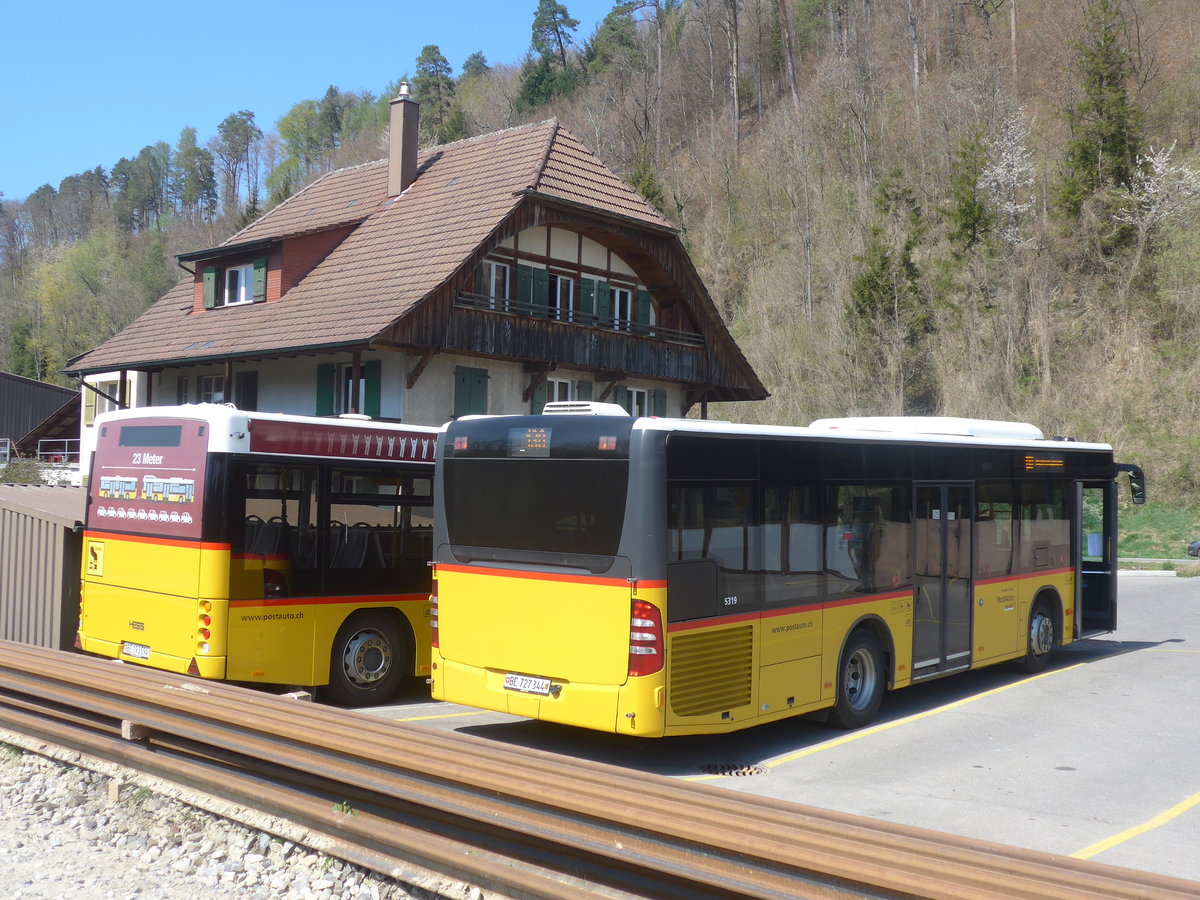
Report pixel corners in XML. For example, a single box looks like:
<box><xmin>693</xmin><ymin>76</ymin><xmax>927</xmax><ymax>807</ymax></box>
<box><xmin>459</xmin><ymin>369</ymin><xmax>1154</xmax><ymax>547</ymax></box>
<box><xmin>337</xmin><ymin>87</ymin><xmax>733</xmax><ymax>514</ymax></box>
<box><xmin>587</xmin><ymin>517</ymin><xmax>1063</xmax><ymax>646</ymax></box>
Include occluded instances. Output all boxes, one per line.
<box><xmin>78</xmin><ymin>404</ymin><xmax>438</xmax><ymax>706</ymax></box>
<box><xmin>430</xmin><ymin>403</ymin><xmax>1144</xmax><ymax>736</ymax></box>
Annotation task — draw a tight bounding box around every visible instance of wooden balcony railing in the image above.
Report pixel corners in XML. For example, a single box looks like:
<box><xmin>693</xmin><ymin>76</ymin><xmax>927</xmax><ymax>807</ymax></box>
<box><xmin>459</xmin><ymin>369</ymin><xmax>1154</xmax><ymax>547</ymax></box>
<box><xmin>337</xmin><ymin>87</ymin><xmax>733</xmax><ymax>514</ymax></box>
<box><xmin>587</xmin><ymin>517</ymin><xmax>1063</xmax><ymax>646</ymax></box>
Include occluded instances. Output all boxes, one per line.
<box><xmin>454</xmin><ymin>291</ymin><xmax>706</xmax><ymax>347</ymax></box>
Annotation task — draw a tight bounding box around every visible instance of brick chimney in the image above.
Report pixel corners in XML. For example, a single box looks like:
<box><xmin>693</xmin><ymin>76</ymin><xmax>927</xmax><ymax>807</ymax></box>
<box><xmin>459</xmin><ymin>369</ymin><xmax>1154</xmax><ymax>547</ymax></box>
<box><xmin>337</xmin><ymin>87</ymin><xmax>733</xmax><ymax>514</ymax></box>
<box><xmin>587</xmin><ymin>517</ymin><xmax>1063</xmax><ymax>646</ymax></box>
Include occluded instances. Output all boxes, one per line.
<box><xmin>388</xmin><ymin>82</ymin><xmax>419</xmax><ymax>196</ymax></box>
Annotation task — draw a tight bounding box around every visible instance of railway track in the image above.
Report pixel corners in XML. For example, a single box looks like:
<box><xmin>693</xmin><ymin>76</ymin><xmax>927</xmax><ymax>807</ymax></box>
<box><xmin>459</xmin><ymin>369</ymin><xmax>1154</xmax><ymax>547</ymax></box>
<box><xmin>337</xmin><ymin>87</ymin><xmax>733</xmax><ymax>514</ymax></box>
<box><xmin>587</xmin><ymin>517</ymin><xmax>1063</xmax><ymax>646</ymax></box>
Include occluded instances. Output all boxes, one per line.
<box><xmin>0</xmin><ymin>640</ymin><xmax>1195</xmax><ymax>900</ymax></box>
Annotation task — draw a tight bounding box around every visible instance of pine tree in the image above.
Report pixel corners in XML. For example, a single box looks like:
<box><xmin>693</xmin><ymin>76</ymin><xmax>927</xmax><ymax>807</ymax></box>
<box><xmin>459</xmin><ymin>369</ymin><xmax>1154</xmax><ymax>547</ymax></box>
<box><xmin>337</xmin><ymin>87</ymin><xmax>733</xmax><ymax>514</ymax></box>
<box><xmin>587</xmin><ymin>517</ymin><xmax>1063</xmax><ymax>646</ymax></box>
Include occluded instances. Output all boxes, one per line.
<box><xmin>413</xmin><ymin>45</ymin><xmax>456</xmax><ymax>143</ymax></box>
<box><xmin>1057</xmin><ymin>0</ymin><xmax>1143</xmax><ymax>216</ymax></box>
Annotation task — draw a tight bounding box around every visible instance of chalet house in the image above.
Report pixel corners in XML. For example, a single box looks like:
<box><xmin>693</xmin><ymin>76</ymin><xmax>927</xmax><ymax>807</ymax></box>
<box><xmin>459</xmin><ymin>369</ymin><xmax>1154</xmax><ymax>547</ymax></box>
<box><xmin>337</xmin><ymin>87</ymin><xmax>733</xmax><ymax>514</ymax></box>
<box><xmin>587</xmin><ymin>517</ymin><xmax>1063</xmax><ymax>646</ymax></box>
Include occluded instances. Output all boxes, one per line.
<box><xmin>65</xmin><ymin>86</ymin><xmax>765</xmax><ymax>458</ymax></box>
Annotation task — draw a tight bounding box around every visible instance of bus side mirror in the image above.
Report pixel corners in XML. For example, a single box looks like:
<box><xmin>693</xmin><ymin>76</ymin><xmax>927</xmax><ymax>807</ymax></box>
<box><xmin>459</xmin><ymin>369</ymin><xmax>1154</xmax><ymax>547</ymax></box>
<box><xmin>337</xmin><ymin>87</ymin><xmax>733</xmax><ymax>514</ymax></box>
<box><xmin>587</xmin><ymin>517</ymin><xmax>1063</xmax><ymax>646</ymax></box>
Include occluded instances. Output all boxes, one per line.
<box><xmin>1117</xmin><ymin>463</ymin><xmax>1146</xmax><ymax>505</ymax></box>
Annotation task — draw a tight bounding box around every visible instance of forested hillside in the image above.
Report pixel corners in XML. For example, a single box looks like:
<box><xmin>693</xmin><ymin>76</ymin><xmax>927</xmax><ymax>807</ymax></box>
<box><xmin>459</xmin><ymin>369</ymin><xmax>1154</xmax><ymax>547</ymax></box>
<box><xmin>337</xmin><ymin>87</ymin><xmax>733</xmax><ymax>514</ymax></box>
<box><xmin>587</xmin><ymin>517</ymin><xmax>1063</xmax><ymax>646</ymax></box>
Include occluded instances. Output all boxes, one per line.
<box><xmin>3</xmin><ymin>0</ymin><xmax>1199</xmax><ymax>502</ymax></box>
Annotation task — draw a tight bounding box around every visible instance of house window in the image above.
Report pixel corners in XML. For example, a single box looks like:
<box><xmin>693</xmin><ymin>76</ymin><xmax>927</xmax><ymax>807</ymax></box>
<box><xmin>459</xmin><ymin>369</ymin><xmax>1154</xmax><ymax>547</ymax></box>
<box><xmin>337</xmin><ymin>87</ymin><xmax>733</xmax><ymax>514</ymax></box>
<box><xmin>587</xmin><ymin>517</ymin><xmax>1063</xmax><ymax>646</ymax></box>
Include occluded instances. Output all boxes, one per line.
<box><xmin>546</xmin><ymin>377</ymin><xmax>573</xmax><ymax>403</ymax></box>
<box><xmin>627</xmin><ymin>387</ymin><xmax>649</xmax><ymax>416</ymax></box>
<box><xmin>340</xmin><ymin>366</ymin><xmax>366</xmax><ymax>414</ymax></box>
<box><xmin>199</xmin><ymin>375</ymin><xmax>225</xmax><ymax>403</ymax></box>
<box><xmin>235</xmin><ymin>371</ymin><xmax>259</xmax><ymax>411</ymax></box>
<box><xmin>316</xmin><ymin>361</ymin><xmax>381</xmax><ymax>417</ymax></box>
<box><xmin>484</xmin><ymin>260</ymin><xmax>509</xmax><ymax>309</ymax></box>
<box><xmin>225</xmin><ymin>264</ymin><xmax>255</xmax><ymax>306</ymax></box>
<box><xmin>95</xmin><ymin>381</ymin><xmax>121</xmax><ymax>416</ymax></box>
<box><xmin>611</xmin><ymin>287</ymin><xmax>633</xmax><ymax>330</ymax></box>
<box><xmin>550</xmin><ymin>273</ymin><xmax>573</xmax><ymax>321</ymax></box>
<box><xmin>203</xmin><ymin>257</ymin><xmax>266</xmax><ymax>309</ymax></box>
<box><xmin>615</xmin><ymin>386</ymin><xmax>667</xmax><ymax>417</ymax></box>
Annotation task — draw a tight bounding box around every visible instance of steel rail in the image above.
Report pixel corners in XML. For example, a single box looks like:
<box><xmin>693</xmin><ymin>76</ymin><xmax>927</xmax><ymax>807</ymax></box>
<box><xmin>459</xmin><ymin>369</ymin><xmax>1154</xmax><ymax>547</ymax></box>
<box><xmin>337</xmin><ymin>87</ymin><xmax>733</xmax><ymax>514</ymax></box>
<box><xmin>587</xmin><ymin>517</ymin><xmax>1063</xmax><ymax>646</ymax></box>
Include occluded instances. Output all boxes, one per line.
<box><xmin>1</xmin><ymin>640</ymin><xmax>1197</xmax><ymax>900</ymax></box>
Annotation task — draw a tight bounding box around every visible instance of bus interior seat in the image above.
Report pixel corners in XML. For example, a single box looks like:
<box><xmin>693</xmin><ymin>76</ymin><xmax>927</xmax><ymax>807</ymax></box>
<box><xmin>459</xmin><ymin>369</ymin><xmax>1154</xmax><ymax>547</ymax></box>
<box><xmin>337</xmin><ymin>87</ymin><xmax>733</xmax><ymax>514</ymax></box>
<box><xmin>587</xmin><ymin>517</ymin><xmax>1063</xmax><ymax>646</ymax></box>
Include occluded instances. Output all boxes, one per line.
<box><xmin>250</xmin><ymin>516</ymin><xmax>287</xmax><ymax>556</ymax></box>
<box><xmin>330</xmin><ymin>523</ymin><xmax>373</xmax><ymax>569</ymax></box>
<box><xmin>243</xmin><ymin>515</ymin><xmax>264</xmax><ymax>552</ymax></box>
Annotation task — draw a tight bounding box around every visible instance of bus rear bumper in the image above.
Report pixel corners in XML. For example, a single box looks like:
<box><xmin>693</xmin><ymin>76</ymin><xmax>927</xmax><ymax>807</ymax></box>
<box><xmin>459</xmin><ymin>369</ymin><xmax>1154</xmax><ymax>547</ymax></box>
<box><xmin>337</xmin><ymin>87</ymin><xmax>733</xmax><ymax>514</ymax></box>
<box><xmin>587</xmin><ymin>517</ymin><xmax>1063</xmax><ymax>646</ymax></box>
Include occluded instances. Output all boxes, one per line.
<box><xmin>434</xmin><ymin>656</ymin><xmax>664</xmax><ymax>736</ymax></box>
<box><xmin>77</xmin><ymin>634</ymin><xmax>225</xmax><ymax>679</ymax></box>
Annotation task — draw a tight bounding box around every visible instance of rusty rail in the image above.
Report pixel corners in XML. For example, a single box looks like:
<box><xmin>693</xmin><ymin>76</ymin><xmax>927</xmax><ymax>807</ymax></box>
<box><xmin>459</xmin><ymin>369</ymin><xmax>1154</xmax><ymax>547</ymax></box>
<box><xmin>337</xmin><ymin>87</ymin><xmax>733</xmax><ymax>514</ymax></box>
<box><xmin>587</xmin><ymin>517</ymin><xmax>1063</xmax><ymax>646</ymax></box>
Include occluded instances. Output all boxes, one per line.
<box><xmin>0</xmin><ymin>640</ymin><xmax>1196</xmax><ymax>900</ymax></box>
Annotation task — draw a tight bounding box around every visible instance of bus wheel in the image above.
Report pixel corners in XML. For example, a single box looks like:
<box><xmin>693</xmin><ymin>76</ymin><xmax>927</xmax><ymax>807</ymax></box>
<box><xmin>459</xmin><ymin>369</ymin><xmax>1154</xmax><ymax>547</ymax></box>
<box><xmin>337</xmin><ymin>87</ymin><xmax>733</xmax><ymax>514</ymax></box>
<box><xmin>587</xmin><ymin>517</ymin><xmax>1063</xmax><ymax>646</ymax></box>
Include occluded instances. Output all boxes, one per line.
<box><xmin>828</xmin><ymin>630</ymin><xmax>884</xmax><ymax>729</ymax></box>
<box><xmin>325</xmin><ymin>612</ymin><xmax>406</xmax><ymax>707</ymax></box>
<box><xmin>1016</xmin><ymin>600</ymin><xmax>1056</xmax><ymax>674</ymax></box>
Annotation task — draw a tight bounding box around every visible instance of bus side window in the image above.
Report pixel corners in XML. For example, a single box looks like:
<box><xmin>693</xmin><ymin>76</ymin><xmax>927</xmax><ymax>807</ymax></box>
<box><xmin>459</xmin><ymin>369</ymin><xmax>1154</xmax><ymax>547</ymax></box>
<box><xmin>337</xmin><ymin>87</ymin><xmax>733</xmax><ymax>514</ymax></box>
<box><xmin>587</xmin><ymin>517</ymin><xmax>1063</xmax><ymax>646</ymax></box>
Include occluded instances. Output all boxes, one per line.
<box><xmin>1018</xmin><ymin>481</ymin><xmax>1070</xmax><ymax>570</ymax></box>
<box><xmin>828</xmin><ymin>485</ymin><xmax>911</xmax><ymax>594</ymax></box>
<box><xmin>975</xmin><ymin>483</ymin><xmax>1014</xmax><ymax>577</ymax></box>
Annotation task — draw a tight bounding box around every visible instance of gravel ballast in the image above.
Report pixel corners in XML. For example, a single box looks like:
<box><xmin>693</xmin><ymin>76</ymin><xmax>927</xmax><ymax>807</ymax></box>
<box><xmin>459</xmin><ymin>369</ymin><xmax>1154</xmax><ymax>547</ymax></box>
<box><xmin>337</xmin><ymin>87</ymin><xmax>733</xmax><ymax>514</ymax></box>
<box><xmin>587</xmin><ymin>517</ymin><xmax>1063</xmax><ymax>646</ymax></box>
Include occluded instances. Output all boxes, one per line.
<box><xmin>0</xmin><ymin>732</ymin><xmax>490</xmax><ymax>900</ymax></box>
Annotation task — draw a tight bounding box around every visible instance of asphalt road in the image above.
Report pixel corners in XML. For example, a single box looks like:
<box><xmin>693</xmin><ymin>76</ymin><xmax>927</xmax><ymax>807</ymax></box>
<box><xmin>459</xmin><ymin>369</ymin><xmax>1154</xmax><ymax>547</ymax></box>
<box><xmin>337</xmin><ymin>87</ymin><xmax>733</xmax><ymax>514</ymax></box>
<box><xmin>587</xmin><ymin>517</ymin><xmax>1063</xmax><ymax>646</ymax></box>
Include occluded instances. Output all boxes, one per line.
<box><xmin>366</xmin><ymin>571</ymin><xmax>1200</xmax><ymax>883</ymax></box>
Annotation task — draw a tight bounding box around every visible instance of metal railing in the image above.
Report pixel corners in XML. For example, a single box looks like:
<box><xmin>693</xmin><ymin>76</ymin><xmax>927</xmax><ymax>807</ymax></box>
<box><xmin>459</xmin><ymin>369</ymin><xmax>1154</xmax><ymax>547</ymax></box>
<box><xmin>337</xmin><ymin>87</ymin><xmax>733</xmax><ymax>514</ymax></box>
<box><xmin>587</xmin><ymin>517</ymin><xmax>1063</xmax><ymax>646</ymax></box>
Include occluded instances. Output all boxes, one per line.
<box><xmin>36</xmin><ymin>439</ymin><xmax>80</xmax><ymax>464</ymax></box>
<box><xmin>2</xmin><ymin>641</ymin><xmax>1198</xmax><ymax>900</ymax></box>
<box><xmin>455</xmin><ymin>290</ymin><xmax>707</xmax><ymax>346</ymax></box>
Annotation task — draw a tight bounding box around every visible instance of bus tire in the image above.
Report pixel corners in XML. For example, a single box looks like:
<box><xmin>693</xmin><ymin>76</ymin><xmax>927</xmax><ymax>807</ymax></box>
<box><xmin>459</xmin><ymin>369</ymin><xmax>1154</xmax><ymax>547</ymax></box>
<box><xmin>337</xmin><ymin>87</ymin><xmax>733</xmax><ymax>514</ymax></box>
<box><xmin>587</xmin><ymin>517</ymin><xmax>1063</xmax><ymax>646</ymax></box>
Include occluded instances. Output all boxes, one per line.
<box><xmin>325</xmin><ymin>612</ymin><xmax>407</xmax><ymax>708</ymax></box>
<box><xmin>828</xmin><ymin>630</ymin><xmax>885</xmax><ymax>729</ymax></box>
<box><xmin>1016</xmin><ymin>599</ymin><xmax>1056</xmax><ymax>674</ymax></box>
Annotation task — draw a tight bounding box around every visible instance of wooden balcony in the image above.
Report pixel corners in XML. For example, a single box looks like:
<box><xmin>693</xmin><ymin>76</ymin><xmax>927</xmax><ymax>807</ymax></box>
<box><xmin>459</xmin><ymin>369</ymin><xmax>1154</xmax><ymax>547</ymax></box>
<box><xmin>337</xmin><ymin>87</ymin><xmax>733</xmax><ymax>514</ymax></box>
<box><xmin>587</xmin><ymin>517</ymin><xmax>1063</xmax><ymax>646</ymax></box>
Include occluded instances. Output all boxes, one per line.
<box><xmin>447</xmin><ymin>292</ymin><xmax>710</xmax><ymax>381</ymax></box>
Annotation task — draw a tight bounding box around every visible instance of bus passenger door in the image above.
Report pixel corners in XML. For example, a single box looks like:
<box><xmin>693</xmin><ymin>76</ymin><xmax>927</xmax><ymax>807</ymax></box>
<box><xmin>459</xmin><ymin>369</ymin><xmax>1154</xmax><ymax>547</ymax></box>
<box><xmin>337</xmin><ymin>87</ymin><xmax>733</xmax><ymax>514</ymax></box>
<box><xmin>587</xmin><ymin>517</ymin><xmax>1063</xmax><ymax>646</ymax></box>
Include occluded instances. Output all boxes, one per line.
<box><xmin>1078</xmin><ymin>481</ymin><xmax>1117</xmax><ymax>635</ymax></box>
<box><xmin>913</xmin><ymin>484</ymin><xmax>973</xmax><ymax>679</ymax></box>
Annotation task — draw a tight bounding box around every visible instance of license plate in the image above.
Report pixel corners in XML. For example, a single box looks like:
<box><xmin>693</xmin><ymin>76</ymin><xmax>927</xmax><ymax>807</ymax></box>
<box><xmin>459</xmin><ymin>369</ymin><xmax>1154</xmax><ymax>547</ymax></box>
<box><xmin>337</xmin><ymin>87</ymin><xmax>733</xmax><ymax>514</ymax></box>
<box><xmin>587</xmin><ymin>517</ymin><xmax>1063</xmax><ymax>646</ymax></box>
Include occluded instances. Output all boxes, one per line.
<box><xmin>122</xmin><ymin>641</ymin><xmax>151</xmax><ymax>660</ymax></box>
<box><xmin>503</xmin><ymin>673</ymin><xmax>551</xmax><ymax>695</ymax></box>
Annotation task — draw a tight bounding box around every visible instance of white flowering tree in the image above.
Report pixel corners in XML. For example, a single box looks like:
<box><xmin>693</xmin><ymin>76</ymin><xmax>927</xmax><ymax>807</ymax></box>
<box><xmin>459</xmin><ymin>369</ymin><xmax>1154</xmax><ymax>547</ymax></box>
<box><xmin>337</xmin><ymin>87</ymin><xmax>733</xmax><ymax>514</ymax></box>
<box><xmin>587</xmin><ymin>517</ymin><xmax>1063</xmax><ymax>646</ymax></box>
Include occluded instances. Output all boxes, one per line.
<box><xmin>978</xmin><ymin>109</ymin><xmax>1036</xmax><ymax>248</ymax></box>
<box><xmin>1114</xmin><ymin>143</ymin><xmax>1200</xmax><ymax>301</ymax></box>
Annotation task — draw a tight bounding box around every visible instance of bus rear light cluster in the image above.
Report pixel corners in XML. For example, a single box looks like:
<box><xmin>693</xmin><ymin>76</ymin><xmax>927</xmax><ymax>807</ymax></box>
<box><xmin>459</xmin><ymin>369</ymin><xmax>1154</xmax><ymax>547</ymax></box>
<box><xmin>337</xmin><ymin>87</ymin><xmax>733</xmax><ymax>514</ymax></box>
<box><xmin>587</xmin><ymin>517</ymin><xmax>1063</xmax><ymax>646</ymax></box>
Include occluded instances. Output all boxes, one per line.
<box><xmin>628</xmin><ymin>600</ymin><xmax>663</xmax><ymax>677</ymax></box>
<box><xmin>263</xmin><ymin>569</ymin><xmax>287</xmax><ymax>599</ymax></box>
<box><xmin>430</xmin><ymin>580</ymin><xmax>439</xmax><ymax>649</ymax></box>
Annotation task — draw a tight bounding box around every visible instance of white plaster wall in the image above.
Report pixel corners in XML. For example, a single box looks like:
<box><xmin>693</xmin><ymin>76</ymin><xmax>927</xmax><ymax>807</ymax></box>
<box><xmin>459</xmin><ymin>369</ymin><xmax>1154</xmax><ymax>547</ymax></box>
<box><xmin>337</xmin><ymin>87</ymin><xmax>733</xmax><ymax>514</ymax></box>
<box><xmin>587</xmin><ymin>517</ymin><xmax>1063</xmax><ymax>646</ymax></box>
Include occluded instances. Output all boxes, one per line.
<box><xmin>402</xmin><ymin>353</ymin><xmax>683</xmax><ymax>426</ymax></box>
<box><xmin>580</xmin><ymin>235</ymin><xmax>607</xmax><ymax>270</ymax></box>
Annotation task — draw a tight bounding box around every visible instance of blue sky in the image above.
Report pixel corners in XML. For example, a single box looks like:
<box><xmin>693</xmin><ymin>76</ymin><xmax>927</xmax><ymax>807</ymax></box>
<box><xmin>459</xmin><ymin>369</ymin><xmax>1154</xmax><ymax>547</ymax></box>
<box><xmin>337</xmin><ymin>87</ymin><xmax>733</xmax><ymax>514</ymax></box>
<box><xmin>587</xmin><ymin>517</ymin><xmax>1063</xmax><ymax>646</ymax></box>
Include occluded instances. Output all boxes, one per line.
<box><xmin>2</xmin><ymin>0</ymin><xmax>619</xmax><ymax>201</ymax></box>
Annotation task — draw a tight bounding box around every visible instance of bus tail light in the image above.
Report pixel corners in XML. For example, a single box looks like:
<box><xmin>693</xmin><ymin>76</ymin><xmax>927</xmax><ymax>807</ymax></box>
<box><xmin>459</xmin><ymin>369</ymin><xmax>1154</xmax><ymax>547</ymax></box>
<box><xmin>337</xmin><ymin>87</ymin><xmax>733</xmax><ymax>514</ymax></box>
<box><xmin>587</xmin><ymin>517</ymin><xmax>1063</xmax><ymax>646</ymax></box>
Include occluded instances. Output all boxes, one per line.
<box><xmin>264</xmin><ymin>569</ymin><xmax>287</xmax><ymax>599</ymax></box>
<box><xmin>628</xmin><ymin>600</ymin><xmax>663</xmax><ymax>677</ymax></box>
<box><xmin>430</xmin><ymin>579</ymin><xmax>439</xmax><ymax>649</ymax></box>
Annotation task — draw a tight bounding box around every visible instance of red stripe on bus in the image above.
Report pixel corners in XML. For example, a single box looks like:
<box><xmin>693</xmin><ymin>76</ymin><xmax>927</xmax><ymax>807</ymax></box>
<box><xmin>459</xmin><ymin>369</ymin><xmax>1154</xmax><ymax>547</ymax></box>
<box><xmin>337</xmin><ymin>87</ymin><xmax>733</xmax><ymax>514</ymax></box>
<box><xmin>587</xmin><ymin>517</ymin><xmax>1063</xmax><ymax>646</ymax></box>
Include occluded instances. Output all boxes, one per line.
<box><xmin>83</xmin><ymin>530</ymin><xmax>230</xmax><ymax>552</ymax></box>
<box><xmin>436</xmin><ymin>563</ymin><xmax>666</xmax><ymax>590</ymax></box>
<box><xmin>975</xmin><ymin>567</ymin><xmax>1073</xmax><ymax>586</ymax></box>
<box><xmin>667</xmin><ymin>589</ymin><xmax>913</xmax><ymax>633</ymax></box>
<box><xmin>229</xmin><ymin>593</ymin><xmax>428</xmax><ymax>610</ymax></box>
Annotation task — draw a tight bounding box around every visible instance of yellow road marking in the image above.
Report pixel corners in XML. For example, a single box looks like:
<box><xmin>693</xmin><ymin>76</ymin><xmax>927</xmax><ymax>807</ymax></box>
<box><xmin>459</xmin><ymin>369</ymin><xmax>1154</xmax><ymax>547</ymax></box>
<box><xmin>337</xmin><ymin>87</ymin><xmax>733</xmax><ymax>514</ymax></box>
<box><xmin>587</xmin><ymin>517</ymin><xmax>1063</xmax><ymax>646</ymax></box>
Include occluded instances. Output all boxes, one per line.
<box><xmin>685</xmin><ymin>649</ymin><xmax>1133</xmax><ymax>782</ymax></box>
<box><xmin>389</xmin><ymin>709</ymin><xmax>490</xmax><ymax>722</ymax></box>
<box><xmin>1073</xmin><ymin>790</ymin><xmax>1200</xmax><ymax>860</ymax></box>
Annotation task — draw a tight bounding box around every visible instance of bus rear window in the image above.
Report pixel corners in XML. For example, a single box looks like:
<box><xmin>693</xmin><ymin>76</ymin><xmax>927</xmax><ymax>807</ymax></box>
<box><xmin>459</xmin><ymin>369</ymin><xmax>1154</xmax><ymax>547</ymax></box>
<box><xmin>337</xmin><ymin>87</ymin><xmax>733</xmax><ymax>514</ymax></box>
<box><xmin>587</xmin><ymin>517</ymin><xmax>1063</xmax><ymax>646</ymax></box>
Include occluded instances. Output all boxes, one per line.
<box><xmin>445</xmin><ymin>458</ymin><xmax>627</xmax><ymax>559</ymax></box>
<box><xmin>119</xmin><ymin>425</ymin><xmax>184</xmax><ymax>447</ymax></box>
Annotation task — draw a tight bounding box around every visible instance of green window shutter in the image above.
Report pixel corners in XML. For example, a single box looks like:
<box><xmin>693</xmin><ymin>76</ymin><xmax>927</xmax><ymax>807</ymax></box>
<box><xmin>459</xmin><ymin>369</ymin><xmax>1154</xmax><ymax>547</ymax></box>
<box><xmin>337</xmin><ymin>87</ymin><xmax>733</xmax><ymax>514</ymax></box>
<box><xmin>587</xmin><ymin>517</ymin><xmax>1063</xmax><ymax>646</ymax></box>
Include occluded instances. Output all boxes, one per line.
<box><xmin>531</xmin><ymin>381</ymin><xmax>548</xmax><ymax>414</ymax></box>
<box><xmin>474</xmin><ymin>262</ymin><xmax>485</xmax><ymax>296</ymax></box>
<box><xmin>653</xmin><ymin>388</ymin><xmax>667</xmax><ymax>417</ymax></box>
<box><xmin>636</xmin><ymin>289</ymin><xmax>652</xmax><ymax>326</ymax></box>
<box><xmin>576</xmin><ymin>380</ymin><xmax>593</xmax><ymax>401</ymax></box>
<box><xmin>316</xmin><ymin>364</ymin><xmax>335</xmax><ymax>415</ymax></box>
<box><xmin>597</xmin><ymin>281</ymin><xmax>612</xmax><ymax>322</ymax></box>
<box><xmin>202</xmin><ymin>266</ymin><xmax>217</xmax><ymax>309</ymax></box>
<box><xmin>516</xmin><ymin>264</ymin><xmax>534</xmax><ymax>309</ymax></box>
<box><xmin>532</xmin><ymin>267</ymin><xmax>550</xmax><ymax>317</ymax></box>
<box><xmin>364</xmin><ymin>360</ymin><xmax>382</xmax><ymax>418</ymax></box>
<box><xmin>455</xmin><ymin>366</ymin><xmax>488</xmax><ymax>417</ymax></box>
<box><xmin>579</xmin><ymin>278</ymin><xmax>595</xmax><ymax>320</ymax></box>
<box><xmin>83</xmin><ymin>387</ymin><xmax>97</xmax><ymax>426</ymax></box>
<box><xmin>252</xmin><ymin>257</ymin><xmax>267</xmax><ymax>302</ymax></box>
<box><xmin>614</xmin><ymin>385</ymin><xmax>630</xmax><ymax>414</ymax></box>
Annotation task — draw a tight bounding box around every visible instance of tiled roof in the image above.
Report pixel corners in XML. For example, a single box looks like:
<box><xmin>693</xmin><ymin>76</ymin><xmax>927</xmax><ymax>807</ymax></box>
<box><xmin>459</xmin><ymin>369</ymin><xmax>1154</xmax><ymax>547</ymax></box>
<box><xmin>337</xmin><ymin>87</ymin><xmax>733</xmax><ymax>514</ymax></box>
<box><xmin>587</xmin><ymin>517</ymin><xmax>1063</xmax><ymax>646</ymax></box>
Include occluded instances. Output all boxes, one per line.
<box><xmin>230</xmin><ymin>159</ymin><xmax>386</xmax><ymax>241</ymax></box>
<box><xmin>67</xmin><ymin>121</ymin><xmax>674</xmax><ymax>373</ymax></box>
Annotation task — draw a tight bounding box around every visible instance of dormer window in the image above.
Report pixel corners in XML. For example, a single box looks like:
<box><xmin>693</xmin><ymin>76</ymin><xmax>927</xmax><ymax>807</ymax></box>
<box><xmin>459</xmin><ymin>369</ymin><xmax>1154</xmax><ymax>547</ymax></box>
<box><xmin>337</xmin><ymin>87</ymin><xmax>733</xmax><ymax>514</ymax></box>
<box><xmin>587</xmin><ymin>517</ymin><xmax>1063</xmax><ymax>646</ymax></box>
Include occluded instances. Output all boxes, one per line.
<box><xmin>201</xmin><ymin>257</ymin><xmax>267</xmax><ymax>309</ymax></box>
<box><xmin>225</xmin><ymin>264</ymin><xmax>256</xmax><ymax>306</ymax></box>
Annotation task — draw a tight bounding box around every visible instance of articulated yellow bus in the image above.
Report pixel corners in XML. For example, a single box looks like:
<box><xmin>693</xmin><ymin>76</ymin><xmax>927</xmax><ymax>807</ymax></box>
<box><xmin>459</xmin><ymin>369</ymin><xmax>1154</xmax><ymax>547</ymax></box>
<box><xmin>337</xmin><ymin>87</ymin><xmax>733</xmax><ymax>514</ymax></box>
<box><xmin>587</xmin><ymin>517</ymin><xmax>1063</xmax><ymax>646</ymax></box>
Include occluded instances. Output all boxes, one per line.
<box><xmin>78</xmin><ymin>404</ymin><xmax>438</xmax><ymax>706</ymax></box>
<box><xmin>430</xmin><ymin>403</ymin><xmax>1144</xmax><ymax>736</ymax></box>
